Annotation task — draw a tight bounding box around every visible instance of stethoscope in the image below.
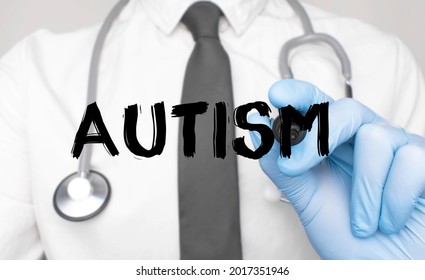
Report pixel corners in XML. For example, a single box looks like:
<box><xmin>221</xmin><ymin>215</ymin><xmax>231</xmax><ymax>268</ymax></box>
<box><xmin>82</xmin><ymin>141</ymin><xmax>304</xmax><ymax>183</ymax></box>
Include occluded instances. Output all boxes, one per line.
<box><xmin>53</xmin><ymin>0</ymin><xmax>352</xmax><ymax>221</ymax></box>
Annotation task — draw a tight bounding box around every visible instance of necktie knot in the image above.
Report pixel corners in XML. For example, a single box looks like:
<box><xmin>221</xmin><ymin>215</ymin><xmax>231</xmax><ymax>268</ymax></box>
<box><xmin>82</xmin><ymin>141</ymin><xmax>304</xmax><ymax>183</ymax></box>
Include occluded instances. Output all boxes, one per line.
<box><xmin>182</xmin><ymin>2</ymin><xmax>222</xmax><ymax>40</ymax></box>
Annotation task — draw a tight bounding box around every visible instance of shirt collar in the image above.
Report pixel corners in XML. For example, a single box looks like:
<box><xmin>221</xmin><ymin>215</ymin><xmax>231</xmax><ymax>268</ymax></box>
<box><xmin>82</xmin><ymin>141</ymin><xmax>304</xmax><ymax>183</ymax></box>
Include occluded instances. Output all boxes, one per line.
<box><xmin>136</xmin><ymin>0</ymin><xmax>266</xmax><ymax>36</ymax></box>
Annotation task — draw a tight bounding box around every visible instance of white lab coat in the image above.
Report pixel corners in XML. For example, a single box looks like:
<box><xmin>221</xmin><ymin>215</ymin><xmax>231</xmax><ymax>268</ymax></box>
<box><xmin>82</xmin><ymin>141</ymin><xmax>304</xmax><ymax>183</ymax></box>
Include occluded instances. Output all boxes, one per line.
<box><xmin>0</xmin><ymin>0</ymin><xmax>424</xmax><ymax>259</ymax></box>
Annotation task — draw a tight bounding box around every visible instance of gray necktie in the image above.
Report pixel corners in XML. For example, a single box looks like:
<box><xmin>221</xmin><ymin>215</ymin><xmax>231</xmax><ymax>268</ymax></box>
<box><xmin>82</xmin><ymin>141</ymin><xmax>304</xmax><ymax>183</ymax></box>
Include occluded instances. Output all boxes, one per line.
<box><xmin>177</xmin><ymin>2</ymin><xmax>242</xmax><ymax>260</ymax></box>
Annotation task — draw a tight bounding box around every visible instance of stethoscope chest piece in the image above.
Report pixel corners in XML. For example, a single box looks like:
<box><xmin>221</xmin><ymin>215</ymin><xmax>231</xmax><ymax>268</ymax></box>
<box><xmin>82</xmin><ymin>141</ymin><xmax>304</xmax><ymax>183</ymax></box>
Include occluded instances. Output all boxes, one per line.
<box><xmin>53</xmin><ymin>171</ymin><xmax>111</xmax><ymax>221</ymax></box>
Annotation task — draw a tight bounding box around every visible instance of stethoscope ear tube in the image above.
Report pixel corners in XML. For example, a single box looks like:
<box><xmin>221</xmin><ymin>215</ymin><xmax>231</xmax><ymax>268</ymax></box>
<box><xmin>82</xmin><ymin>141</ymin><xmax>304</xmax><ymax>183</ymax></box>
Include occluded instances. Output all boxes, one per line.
<box><xmin>52</xmin><ymin>0</ymin><xmax>129</xmax><ymax>222</ymax></box>
<box><xmin>53</xmin><ymin>171</ymin><xmax>111</xmax><ymax>222</ymax></box>
<box><xmin>53</xmin><ymin>0</ymin><xmax>353</xmax><ymax>220</ymax></box>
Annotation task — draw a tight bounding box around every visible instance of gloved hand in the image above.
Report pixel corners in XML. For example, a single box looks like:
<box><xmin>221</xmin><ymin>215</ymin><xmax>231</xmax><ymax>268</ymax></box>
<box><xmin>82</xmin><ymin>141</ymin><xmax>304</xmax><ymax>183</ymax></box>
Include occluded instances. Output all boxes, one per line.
<box><xmin>249</xmin><ymin>79</ymin><xmax>425</xmax><ymax>259</ymax></box>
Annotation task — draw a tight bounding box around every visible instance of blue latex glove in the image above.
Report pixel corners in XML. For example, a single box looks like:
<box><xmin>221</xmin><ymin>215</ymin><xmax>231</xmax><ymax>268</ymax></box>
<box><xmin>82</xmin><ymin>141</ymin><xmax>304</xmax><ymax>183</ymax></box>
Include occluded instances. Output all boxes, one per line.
<box><xmin>249</xmin><ymin>79</ymin><xmax>425</xmax><ymax>259</ymax></box>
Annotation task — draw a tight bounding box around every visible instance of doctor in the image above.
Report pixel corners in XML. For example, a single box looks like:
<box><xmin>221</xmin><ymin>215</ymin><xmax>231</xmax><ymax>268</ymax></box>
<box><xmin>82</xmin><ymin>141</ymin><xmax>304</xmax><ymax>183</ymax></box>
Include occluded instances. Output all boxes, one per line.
<box><xmin>1</xmin><ymin>0</ymin><xmax>425</xmax><ymax>259</ymax></box>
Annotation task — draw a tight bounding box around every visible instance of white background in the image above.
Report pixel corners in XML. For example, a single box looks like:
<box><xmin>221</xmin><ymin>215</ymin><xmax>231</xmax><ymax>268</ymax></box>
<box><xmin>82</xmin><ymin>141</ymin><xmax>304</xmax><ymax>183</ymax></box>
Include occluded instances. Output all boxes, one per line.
<box><xmin>0</xmin><ymin>0</ymin><xmax>425</xmax><ymax>74</ymax></box>
<box><xmin>0</xmin><ymin>260</ymin><xmax>424</xmax><ymax>279</ymax></box>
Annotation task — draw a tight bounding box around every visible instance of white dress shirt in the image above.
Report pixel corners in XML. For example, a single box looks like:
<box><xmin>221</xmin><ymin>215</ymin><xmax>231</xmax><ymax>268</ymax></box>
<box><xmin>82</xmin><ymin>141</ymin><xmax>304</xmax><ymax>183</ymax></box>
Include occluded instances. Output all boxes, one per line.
<box><xmin>0</xmin><ymin>0</ymin><xmax>424</xmax><ymax>259</ymax></box>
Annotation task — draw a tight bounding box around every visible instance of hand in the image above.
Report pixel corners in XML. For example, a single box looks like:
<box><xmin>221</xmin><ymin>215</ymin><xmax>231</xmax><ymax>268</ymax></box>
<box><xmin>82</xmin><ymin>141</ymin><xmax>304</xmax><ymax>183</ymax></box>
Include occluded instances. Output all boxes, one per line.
<box><xmin>249</xmin><ymin>79</ymin><xmax>425</xmax><ymax>259</ymax></box>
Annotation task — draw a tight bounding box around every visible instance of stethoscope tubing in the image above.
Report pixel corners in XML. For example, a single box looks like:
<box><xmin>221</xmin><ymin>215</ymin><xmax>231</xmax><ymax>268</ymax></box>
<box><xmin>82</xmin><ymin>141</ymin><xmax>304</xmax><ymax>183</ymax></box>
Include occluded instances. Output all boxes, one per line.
<box><xmin>55</xmin><ymin>0</ymin><xmax>353</xmax><ymax>221</ymax></box>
